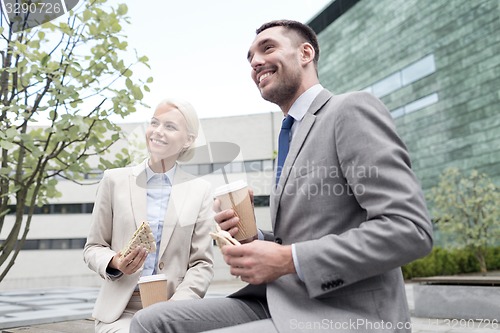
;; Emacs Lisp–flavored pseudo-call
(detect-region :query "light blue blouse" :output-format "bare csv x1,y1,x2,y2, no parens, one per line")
142,164,176,276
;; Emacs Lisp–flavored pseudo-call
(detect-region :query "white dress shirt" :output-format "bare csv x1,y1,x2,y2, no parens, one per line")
273,84,324,280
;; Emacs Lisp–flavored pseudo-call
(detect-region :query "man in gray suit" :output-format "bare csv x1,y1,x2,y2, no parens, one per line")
131,20,433,333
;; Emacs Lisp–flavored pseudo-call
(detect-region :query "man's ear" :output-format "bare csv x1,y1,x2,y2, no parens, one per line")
300,43,315,65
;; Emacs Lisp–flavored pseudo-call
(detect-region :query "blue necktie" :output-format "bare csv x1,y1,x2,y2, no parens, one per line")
276,115,294,185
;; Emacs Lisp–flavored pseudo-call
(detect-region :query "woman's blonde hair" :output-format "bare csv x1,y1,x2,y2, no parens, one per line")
155,98,199,162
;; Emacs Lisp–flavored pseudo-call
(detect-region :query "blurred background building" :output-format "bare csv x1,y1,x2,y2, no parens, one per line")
310,0,500,190
1,0,499,290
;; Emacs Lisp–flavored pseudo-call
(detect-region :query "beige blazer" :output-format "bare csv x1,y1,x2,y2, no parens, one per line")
83,160,214,323
234,90,433,332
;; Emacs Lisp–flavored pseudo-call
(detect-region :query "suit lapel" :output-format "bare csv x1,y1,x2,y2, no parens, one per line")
130,161,148,229
271,89,333,228
158,167,191,258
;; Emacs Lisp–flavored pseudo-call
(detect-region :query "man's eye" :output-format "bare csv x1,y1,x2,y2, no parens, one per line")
264,45,274,52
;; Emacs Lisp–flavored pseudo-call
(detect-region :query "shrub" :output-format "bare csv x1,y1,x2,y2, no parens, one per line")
402,246,500,279
429,168,500,273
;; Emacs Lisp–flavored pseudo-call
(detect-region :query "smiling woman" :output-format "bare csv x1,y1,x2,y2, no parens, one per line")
83,97,215,333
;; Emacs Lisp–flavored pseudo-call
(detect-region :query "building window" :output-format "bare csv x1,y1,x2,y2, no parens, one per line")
391,93,439,118
372,72,401,98
262,159,274,171
52,239,70,250
39,239,51,250
404,93,439,114
53,203,82,214
198,164,213,175
7,203,94,215
253,195,270,207
0,238,89,250
179,159,273,175
402,54,435,86
230,161,245,173
365,54,436,98
244,160,262,173
85,169,104,180
179,164,198,175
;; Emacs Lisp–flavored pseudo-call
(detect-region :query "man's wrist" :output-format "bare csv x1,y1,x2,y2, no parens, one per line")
291,244,304,280
282,245,297,275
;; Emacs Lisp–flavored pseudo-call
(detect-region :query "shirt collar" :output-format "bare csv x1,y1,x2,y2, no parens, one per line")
145,162,176,184
287,84,324,122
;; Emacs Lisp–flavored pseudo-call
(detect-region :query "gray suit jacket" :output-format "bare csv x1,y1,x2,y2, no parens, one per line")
84,161,214,323
237,90,433,332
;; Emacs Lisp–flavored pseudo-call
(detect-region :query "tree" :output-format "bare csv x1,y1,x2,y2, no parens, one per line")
0,0,151,282
430,168,500,274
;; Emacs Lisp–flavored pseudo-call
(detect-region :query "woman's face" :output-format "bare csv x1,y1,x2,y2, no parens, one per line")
146,104,193,163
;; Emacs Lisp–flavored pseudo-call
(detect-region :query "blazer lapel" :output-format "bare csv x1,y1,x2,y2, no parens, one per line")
158,167,192,257
271,90,333,228
130,160,148,229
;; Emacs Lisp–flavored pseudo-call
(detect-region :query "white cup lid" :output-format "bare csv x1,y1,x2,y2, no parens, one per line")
214,180,247,197
139,274,168,283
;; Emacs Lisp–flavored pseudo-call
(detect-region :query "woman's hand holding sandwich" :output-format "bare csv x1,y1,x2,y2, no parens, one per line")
109,246,148,275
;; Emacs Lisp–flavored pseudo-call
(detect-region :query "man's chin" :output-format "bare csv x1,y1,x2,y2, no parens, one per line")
260,93,281,106
259,88,275,104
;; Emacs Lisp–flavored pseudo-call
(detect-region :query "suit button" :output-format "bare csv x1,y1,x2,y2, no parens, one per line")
321,279,344,291
159,262,164,270
275,238,282,244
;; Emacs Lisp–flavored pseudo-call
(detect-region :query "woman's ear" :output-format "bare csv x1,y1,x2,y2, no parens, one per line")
183,134,195,149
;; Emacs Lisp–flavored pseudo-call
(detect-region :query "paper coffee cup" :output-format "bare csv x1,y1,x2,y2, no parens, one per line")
215,180,257,242
138,274,168,308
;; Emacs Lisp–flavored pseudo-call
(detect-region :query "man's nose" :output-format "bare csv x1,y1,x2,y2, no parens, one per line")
250,53,265,70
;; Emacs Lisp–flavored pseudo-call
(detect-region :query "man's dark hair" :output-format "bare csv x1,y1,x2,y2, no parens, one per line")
256,20,320,66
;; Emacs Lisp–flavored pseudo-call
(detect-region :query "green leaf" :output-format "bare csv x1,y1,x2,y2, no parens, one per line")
123,68,133,77
131,86,143,100
0,140,14,150
125,78,133,90
82,9,92,21
117,4,128,15
5,127,18,139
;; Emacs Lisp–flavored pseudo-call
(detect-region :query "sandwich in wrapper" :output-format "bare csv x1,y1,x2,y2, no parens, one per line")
120,221,156,258
210,224,241,249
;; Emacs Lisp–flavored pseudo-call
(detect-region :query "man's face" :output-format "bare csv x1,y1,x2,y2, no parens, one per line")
247,26,303,107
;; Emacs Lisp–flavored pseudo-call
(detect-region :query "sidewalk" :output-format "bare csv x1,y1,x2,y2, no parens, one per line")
1,281,499,332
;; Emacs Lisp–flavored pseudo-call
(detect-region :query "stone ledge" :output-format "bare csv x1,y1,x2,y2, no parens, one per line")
414,283,500,321
412,276,500,286
1,318,94,333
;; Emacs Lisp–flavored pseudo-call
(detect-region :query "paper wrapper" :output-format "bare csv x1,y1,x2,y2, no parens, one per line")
210,225,241,249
